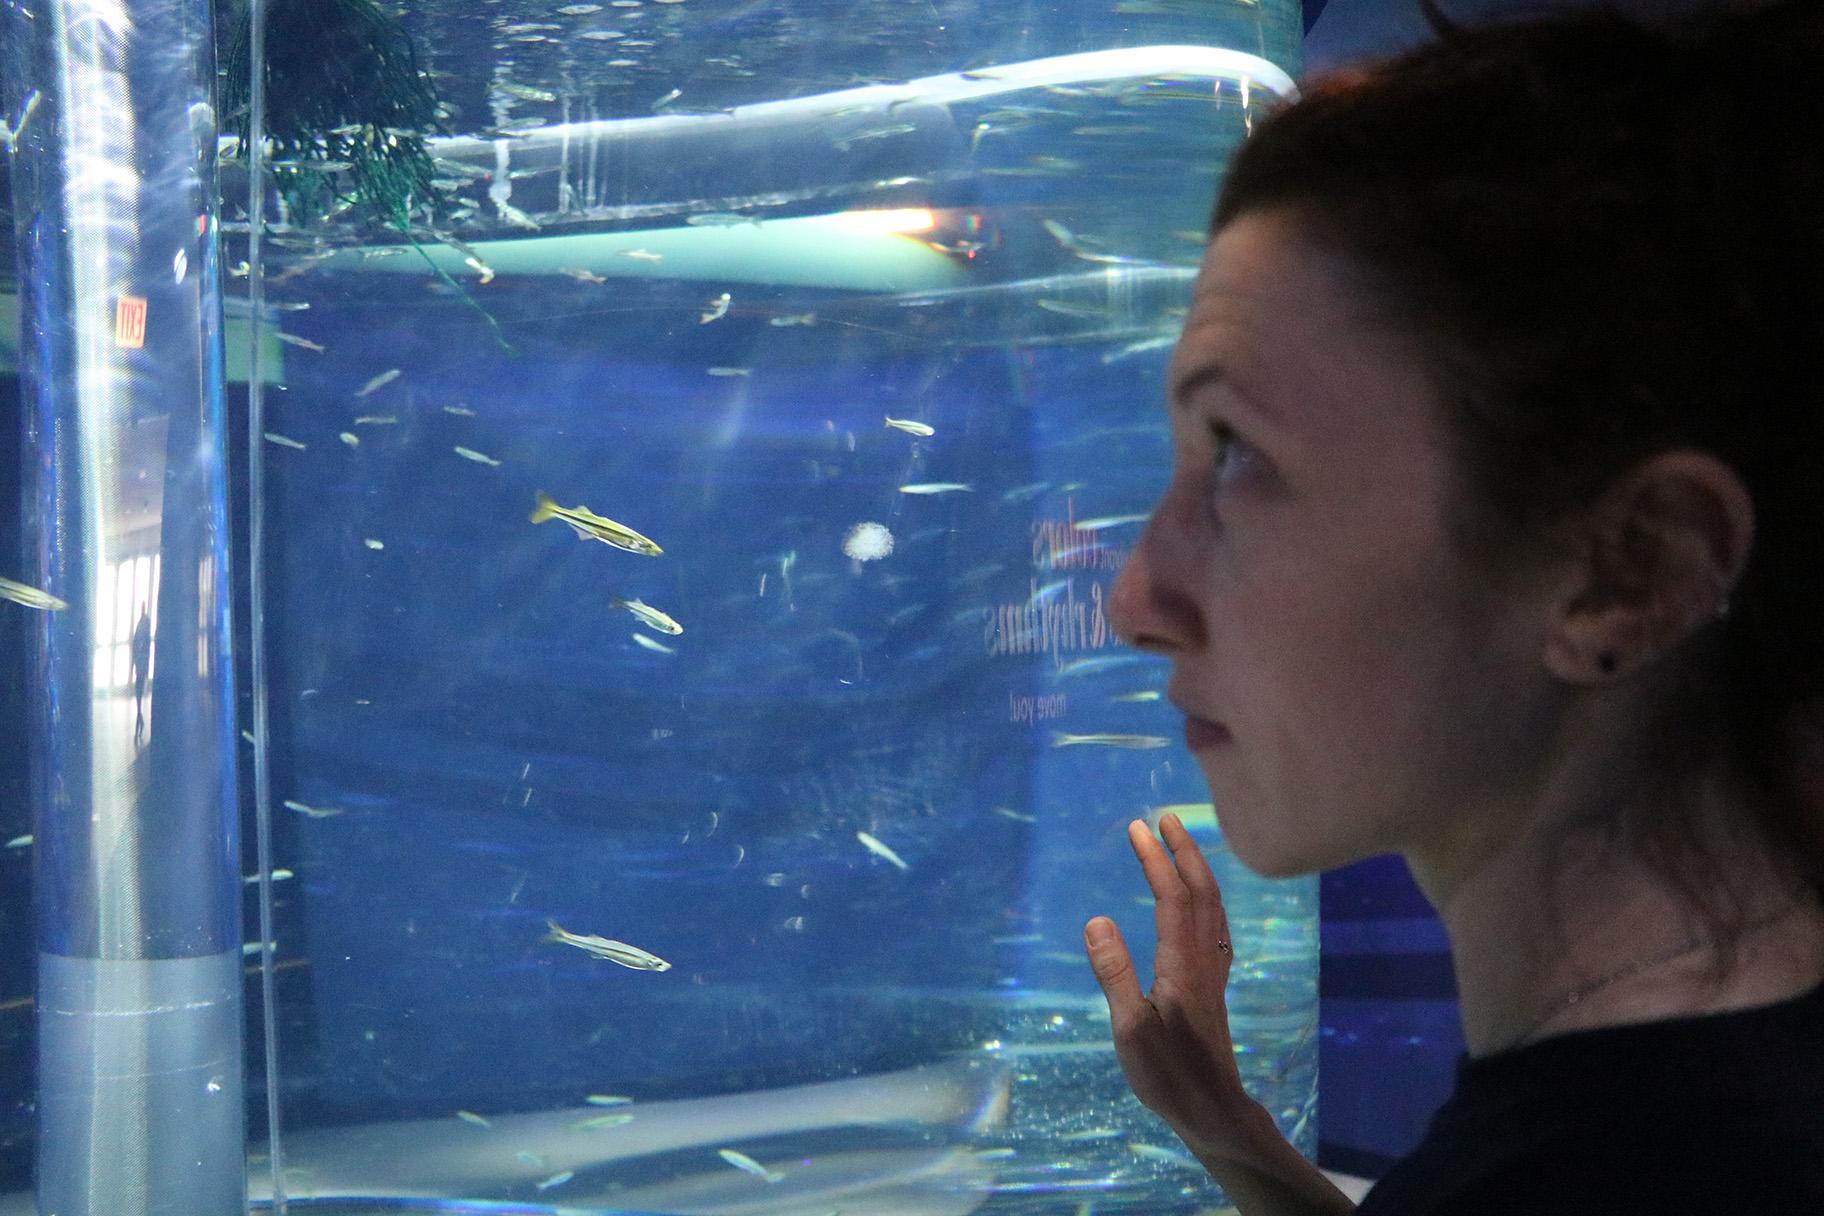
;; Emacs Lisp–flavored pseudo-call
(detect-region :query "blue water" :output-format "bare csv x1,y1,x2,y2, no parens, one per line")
0,0,1315,1211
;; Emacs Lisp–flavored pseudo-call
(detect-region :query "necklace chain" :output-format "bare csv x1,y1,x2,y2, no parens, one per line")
1505,892,1808,1052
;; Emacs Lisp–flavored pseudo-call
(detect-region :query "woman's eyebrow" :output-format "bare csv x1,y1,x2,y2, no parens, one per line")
1169,364,1226,413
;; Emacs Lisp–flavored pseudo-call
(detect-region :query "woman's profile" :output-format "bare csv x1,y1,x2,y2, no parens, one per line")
1084,1,1824,1212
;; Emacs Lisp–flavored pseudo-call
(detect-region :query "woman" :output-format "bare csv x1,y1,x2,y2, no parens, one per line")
1083,1,1824,1212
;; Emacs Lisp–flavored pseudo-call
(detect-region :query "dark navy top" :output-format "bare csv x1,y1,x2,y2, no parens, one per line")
1353,979,1824,1215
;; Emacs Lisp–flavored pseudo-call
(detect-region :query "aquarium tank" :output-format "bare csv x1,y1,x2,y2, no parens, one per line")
0,0,1314,1212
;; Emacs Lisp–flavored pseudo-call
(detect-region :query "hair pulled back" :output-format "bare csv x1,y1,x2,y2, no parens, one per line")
1213,0,1824,973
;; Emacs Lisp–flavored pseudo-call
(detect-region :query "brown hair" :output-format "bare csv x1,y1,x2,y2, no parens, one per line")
1212,0,1824,982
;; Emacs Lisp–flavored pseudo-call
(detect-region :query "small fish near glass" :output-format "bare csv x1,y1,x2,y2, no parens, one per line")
543,919,671,971
530,491,663,557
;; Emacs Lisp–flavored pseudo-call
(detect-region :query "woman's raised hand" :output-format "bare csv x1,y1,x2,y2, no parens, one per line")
1084,813,1252,1147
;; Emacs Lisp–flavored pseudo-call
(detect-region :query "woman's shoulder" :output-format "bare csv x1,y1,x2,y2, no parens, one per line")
1355,978,1824,1215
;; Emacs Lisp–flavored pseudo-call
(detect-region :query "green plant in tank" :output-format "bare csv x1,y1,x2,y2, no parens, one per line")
217,0,517,353
218,0,448,229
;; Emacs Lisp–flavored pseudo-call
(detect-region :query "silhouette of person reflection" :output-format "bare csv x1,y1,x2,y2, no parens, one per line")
130,603,150,749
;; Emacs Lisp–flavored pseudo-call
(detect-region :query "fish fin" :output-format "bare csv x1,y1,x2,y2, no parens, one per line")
529,491,557,524
609,597,626,609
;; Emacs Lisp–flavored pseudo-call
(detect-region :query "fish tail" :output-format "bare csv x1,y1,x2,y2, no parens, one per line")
543,918,565,941
529,491,558,524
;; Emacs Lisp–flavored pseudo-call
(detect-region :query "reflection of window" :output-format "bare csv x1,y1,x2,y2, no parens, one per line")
92,553,159,689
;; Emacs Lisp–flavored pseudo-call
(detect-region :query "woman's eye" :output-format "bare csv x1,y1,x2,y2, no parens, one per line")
1207,419,1248,491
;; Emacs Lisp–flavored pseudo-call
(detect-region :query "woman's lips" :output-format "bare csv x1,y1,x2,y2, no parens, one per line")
1184,716,1232,750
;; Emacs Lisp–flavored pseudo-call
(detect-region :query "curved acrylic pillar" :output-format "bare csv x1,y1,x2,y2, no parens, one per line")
1,0,242,1212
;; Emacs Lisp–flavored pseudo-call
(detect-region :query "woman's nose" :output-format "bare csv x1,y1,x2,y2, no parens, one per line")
1108,494,1204,655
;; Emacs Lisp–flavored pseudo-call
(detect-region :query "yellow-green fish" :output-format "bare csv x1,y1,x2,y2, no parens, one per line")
283,799,344,818
0,576,67,612
585,1094,633,1106
856,831,909,871
443,404,477,417
352,415,396,425
263,432,307,450
613,597,682,635
1110,690,1162,702
339,432,359,447
535,1170,574,1190
884,416,935,437
454,446,501,467
456,1110,492,1128
1050,732,1171,749
898,482,972,495
717,1148,785,1183
543,918,671,971
631,633,676,654
530,491,662,556
355,368,401,397
572,1113,634,1129
275,332,325,352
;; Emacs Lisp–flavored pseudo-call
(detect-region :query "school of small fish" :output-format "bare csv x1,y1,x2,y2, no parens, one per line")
140,75,1239,1164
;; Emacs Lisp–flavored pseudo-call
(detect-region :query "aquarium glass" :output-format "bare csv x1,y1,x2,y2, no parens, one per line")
1,1,1316,1213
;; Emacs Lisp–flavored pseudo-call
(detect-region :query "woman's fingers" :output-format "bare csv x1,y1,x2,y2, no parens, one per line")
1158,813,1232,966
1084,915,1143,1018
1128,819,1192,977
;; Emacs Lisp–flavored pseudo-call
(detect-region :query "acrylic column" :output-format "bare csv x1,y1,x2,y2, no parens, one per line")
2,1,244,1213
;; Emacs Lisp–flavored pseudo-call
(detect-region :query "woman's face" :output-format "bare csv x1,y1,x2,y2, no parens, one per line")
1109,207,1554,879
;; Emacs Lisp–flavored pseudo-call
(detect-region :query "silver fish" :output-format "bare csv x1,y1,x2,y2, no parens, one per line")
355,368,401,397
1073,513,1150,531
884,416,935,437
543,919,671,971
856,831,909,871
1050,732,1171,749
613,597,682,635
898,482,972,495
495,81,558,103
717,1148,785,1183
283,799,345,818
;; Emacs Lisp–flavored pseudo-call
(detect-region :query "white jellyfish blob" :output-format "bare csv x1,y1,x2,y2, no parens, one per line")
842,521,895,562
